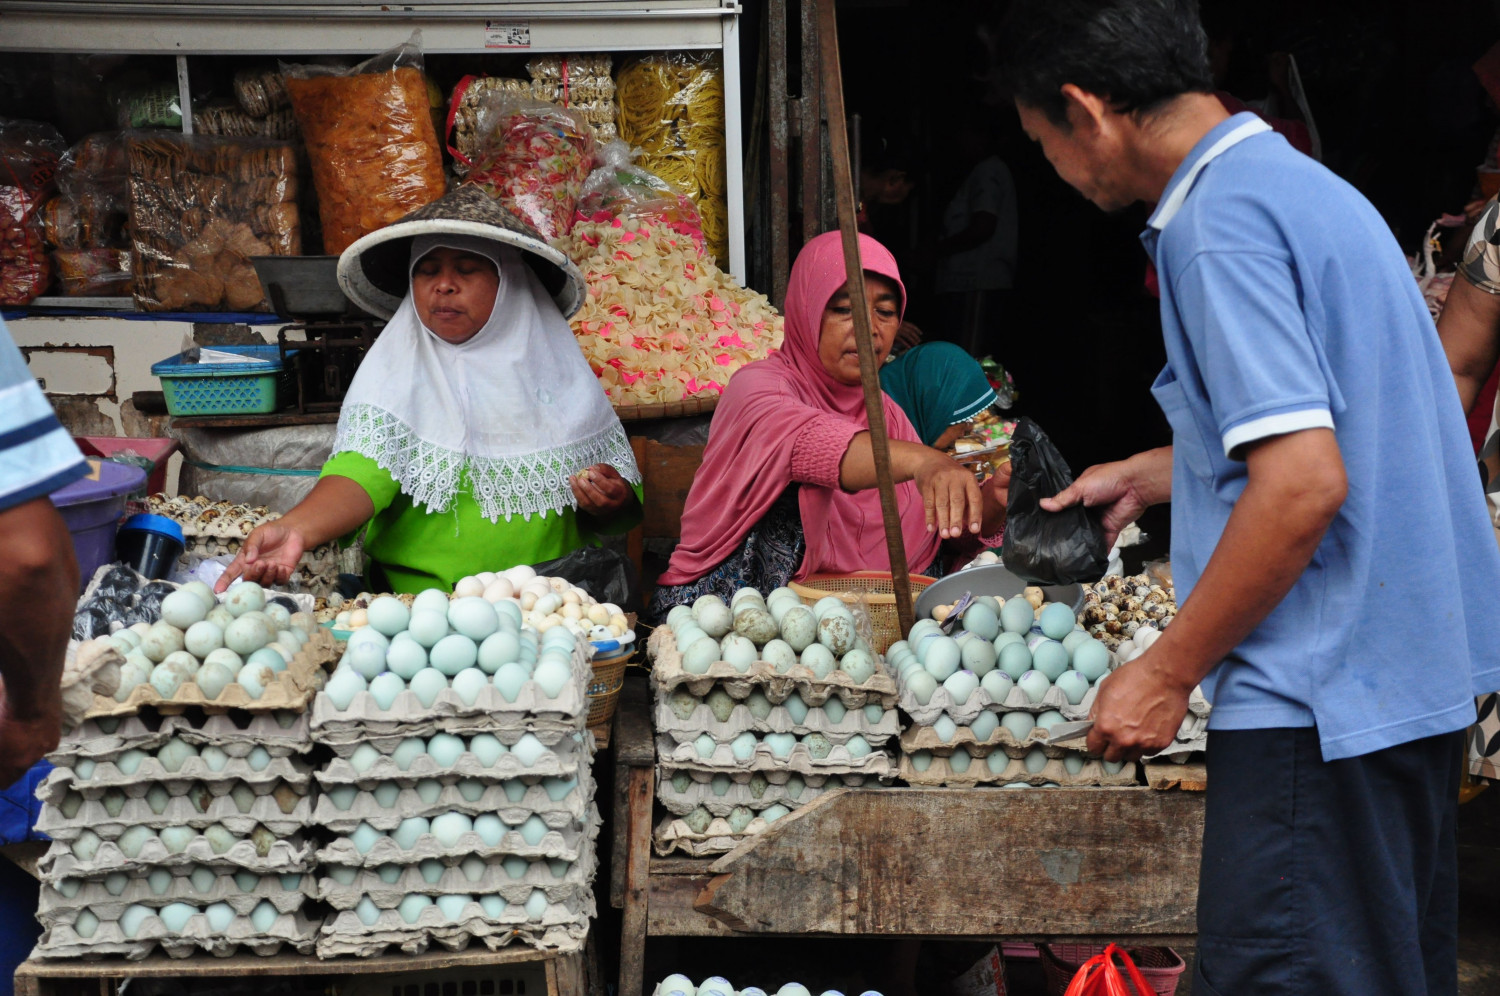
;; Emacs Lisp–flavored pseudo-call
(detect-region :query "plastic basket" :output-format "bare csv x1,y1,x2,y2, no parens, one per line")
1040,944,1185,996
150,345,297,416
586,648,632,732
788,571,936,655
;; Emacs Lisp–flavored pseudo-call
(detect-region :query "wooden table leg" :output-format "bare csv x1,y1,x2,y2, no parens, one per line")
546,951,587,996
617,764,655,996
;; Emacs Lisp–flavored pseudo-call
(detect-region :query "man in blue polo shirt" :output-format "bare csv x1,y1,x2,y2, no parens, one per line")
0,316,84,789
1000,2,1500,994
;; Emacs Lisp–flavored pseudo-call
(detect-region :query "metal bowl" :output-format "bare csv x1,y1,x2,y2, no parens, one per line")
913,563,1085,620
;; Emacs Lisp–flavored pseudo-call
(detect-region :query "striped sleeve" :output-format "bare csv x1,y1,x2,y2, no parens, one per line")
0,323,86,511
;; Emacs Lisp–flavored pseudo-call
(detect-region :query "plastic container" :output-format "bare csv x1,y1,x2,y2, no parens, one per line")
48,461,148,591
115,513,185,579
150,345,297,417
73,436,179,495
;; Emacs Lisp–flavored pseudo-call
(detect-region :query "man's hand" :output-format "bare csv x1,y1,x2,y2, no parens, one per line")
1086,649,1193,762
216,522,308,592
1041,447,1173,547
571,464,633,518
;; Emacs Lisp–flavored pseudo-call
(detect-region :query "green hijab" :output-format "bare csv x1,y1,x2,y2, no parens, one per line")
879,342,998,446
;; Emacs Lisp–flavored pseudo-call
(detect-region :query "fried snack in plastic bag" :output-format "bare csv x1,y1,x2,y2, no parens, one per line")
283,33,445,254
557,215,782,407
459,93,595,241
49,132,131,251
0,119,66,304
53,248,132,296
126,132,299,311
575,139,704,239
616,52,729,264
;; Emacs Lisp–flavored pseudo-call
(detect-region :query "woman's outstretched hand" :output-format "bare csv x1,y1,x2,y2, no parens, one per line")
912,449,984,539
215,521,307,592
571,464,634,517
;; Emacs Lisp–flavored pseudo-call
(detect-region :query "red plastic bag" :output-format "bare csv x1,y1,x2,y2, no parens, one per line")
1063,943,1158,996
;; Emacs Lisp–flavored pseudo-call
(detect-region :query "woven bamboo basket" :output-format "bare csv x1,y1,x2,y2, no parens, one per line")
586,645,632,734
788,571,936,655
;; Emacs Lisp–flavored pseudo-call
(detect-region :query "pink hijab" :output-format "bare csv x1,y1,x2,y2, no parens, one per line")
658,231,942,585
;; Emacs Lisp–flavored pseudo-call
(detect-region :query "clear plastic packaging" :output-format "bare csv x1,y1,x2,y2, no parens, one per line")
0,118,66,304
574,139,703,238
52,248,132,296
616,53,728,263
460,94,595,242
125,131,300,311
283,33,446,255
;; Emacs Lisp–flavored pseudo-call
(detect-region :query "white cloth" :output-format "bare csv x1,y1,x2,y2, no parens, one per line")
333,234,639,522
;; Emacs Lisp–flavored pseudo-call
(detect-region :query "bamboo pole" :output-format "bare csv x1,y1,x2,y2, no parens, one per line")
815,0,915,636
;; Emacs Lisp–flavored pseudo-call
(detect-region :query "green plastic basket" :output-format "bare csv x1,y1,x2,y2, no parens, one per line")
151,345,297,417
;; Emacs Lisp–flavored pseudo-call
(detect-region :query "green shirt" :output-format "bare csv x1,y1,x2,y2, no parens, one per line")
322,451,642,594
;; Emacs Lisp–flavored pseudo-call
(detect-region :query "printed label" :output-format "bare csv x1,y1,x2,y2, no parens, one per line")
484,19,531,49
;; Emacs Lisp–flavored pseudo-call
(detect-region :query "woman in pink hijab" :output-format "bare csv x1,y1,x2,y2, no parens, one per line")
650,232,1008,617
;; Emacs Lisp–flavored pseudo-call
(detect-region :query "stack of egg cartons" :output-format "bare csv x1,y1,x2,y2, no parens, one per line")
33,577,330,959
648,588,899,857
310,588,598,957
890,588,1135,788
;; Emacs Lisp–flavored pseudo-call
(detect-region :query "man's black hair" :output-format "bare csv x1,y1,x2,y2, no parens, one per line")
999,0,1215,126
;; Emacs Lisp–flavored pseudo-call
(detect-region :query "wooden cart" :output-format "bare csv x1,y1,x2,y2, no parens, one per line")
609,678,1206,996
15,946,589,996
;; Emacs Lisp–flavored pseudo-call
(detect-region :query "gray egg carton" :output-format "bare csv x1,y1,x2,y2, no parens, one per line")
310,644,591,746
896,667,1105,727
49,752,314,795
39,830,314,881
172,710,313,753
315,735,587,788
37,872,316,926
51,712,312,764
35,780,311,841
51,715,180,760
655,695,900,745
655,733,895,780
318,843,596,910
649,628,897,708
314,900,590,959
655,768,835,817
312,769,593,835
651,811,792,858
315,804,598,868
898,751,1139,788
32,906,319,960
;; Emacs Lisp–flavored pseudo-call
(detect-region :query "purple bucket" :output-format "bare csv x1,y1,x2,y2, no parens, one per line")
48,461,148,592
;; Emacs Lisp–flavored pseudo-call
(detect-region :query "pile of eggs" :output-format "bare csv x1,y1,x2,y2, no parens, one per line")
60,891,300,942
331,566,630,645
665,588,877,681
107,581,318,703
665,686,886,727
1082,574,1176,652
321,590,580,713
656,977,881,996
888,593,1111,712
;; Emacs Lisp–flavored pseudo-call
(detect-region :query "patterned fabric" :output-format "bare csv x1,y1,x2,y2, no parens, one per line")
0,317,86,512
648,485,949,621
1474,693,1500,782
1460,196,1500,295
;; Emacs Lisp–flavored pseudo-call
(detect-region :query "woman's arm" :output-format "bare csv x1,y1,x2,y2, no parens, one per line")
215,475,374,591
839,434,986,539
1437,274,1500,414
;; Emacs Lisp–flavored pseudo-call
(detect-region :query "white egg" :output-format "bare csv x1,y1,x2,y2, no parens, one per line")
455,575,485,598
367,672,406,710
474,813,505,846
432,811,474,847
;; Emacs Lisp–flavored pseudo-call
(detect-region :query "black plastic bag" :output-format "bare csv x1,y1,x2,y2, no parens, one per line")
1003,417,1110,585
531,546,641,616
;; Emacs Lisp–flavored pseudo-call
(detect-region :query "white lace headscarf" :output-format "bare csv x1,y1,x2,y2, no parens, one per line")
333,234,639,522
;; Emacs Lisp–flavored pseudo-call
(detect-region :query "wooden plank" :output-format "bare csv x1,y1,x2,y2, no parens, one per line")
650,857,717,876
767,0,790,308
626,436,647,577
613,675,655,769
695,787,1203,938
638,440,704,541
1145,762,1207,792
545,951,588,996
14,946,571,982
617,763,656,996
168,411,338,429
647,870,739,937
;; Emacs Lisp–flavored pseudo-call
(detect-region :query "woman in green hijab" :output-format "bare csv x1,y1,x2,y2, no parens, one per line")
880,341,999,449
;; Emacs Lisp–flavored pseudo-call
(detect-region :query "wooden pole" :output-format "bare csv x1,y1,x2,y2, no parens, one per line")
815,0,915,636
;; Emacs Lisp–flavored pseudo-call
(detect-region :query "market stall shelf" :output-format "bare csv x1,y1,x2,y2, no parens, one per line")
609,677,1205,996
13,947,588,996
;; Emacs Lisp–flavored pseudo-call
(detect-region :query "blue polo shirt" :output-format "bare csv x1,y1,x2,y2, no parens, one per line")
0,317,86,511
1144,112,1500,761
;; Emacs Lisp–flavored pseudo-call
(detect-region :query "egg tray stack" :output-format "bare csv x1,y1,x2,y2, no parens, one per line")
647,598,899,858
31,709,319,960
891,597,1136,788
307,594,599,958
